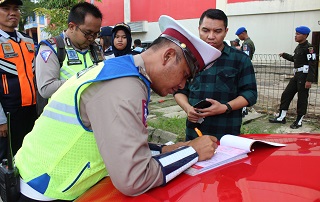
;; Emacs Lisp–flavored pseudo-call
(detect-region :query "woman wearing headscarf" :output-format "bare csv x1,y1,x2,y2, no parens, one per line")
105,22,138,60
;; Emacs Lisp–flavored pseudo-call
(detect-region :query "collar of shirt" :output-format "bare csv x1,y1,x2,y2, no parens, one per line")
204,42,231,71
133,54,152,83
0,29,19,41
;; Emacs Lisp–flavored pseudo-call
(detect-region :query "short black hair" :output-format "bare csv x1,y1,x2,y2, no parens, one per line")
199,9,228,28
134,39,141,46
68,2,102,25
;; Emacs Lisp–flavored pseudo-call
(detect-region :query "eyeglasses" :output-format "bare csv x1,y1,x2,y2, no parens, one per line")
160,34,199,80
76,26,100,40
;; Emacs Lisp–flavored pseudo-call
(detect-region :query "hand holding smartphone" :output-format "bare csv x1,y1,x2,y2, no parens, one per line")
193,100,212,109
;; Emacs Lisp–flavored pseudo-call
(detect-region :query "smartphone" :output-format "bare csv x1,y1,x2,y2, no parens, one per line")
193,100,212,109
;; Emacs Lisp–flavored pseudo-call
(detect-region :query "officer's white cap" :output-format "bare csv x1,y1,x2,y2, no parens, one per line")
158,15,221,74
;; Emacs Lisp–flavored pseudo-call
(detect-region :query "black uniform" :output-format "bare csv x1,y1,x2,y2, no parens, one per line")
279,40,317,115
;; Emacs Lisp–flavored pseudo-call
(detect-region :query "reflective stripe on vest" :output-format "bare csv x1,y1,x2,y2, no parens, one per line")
42,100,79,125
16,55,151,200
0,31,36,107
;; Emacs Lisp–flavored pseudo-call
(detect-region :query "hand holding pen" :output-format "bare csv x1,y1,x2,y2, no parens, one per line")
187,128,218,161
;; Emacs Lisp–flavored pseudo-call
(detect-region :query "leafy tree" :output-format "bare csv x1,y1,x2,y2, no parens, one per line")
34,0,100,37
33,0,85,36
19,0,40,31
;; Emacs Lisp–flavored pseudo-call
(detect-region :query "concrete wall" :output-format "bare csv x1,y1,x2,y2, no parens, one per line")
131,0,320,54
227,10,320,54
224,0,320,54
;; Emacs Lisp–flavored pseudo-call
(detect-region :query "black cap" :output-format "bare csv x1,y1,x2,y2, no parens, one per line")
0,0,23,6
100,26,113,37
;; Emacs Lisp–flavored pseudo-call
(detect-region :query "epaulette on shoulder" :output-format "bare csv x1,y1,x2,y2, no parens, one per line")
45,37,57,45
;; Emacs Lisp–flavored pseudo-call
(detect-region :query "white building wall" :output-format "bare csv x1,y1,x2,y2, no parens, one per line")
227,10,320,54
132,0,320,54
224,0,320,54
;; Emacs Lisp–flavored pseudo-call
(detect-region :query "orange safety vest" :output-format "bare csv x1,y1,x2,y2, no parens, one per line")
0,31,36,109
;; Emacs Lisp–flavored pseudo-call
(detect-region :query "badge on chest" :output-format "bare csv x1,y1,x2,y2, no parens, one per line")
1,43,18,58
66,49,82,65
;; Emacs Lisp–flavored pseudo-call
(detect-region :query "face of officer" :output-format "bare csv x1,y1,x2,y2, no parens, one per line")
0,3,21,32
295,32,307,44
148,45,191,96
198,16,228,51
113,30,127,51
68,13,102,50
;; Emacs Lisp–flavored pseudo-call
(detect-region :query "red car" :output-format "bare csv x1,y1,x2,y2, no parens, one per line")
76,133,320,202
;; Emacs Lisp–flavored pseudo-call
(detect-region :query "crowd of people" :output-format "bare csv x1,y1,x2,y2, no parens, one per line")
0,0,316,201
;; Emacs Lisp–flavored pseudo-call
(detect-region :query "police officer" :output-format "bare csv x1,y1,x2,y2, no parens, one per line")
15,15,221,201
99,26,113,57
269,26,317,129
35,2,104,114
235,27,255,60
0,0,37,161
235,27,256,117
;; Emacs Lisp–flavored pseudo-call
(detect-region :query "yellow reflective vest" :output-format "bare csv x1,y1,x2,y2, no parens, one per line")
15,55,151,200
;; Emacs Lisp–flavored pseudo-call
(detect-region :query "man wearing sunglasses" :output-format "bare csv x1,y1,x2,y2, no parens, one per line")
174,9,257,141
35,2,104,115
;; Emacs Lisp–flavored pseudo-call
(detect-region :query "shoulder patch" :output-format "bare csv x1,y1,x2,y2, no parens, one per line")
46,38,57,45
308,47,314,54
40,50,52,63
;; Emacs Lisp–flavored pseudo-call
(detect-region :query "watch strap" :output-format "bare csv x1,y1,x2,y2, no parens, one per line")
225,103,232,114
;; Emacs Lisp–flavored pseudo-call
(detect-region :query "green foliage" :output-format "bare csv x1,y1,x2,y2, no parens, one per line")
34,7,69,37
34,0,101,37
19,0,40,31
39,0,82,10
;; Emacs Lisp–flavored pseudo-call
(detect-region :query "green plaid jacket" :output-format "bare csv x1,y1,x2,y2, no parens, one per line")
175,43,257,140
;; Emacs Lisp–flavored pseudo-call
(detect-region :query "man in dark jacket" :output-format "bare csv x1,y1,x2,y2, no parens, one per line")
269,26,317,129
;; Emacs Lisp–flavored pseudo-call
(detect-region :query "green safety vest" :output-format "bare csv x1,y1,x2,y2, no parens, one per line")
15,55,151,200
60,46,94,80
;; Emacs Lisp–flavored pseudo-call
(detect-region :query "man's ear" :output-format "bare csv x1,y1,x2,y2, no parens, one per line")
68,22,76,31
162,48,176,65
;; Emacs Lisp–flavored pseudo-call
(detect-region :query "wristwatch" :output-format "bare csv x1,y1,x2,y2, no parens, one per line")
225,103,232,114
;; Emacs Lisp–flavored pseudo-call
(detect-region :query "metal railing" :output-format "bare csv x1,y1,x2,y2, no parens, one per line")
252,54,319,123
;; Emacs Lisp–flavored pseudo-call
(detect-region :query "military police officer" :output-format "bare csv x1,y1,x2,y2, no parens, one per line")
269,26,317,129
235,27,255,60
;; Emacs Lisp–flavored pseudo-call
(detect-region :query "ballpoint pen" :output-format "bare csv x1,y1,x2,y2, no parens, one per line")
194,127,203,137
